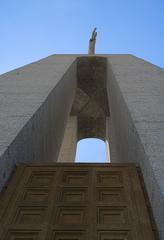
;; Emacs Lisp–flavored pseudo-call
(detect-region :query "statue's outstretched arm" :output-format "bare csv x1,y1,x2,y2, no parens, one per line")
88,27,97,54
91,28,97,40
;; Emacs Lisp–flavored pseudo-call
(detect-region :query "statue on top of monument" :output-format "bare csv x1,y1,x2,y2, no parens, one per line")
88,27,97,55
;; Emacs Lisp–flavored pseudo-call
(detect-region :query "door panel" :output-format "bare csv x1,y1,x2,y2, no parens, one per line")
0,164,155,239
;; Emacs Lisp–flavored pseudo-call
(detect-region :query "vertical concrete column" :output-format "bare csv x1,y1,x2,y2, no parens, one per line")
0,55,77,191
106,117,117,162
57,116,77,162
105,140,110,162
106,55,164,239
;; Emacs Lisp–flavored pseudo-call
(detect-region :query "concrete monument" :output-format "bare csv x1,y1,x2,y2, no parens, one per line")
0,52,164,238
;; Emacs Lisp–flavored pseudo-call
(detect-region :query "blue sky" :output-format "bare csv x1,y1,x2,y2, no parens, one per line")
75,139,107,163
1,0,164,74
0,0,164,162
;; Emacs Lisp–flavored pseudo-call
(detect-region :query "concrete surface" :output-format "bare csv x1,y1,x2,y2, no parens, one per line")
0,54,164,238
72,57,109,140
107,55,164,239
57,116,77,162
0,55,76,191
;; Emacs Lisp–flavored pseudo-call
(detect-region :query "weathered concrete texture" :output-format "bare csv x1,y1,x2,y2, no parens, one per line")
72,57,109,140
0,53,164,239
107,55,164,239
0,55,76,191
57,116,77,162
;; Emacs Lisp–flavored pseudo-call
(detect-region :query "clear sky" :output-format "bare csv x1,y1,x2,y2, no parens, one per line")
75,139,107,163
0,0,164,162
1,0,164,74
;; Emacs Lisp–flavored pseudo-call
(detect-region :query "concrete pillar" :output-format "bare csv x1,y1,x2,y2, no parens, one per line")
0,55,77,191
57,116,77,162
106,117,117,162
107,55,164,239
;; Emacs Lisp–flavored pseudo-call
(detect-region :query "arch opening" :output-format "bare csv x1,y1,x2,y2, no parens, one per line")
75,138,110,163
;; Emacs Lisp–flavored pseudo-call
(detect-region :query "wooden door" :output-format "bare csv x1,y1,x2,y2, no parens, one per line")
0,163,155,239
